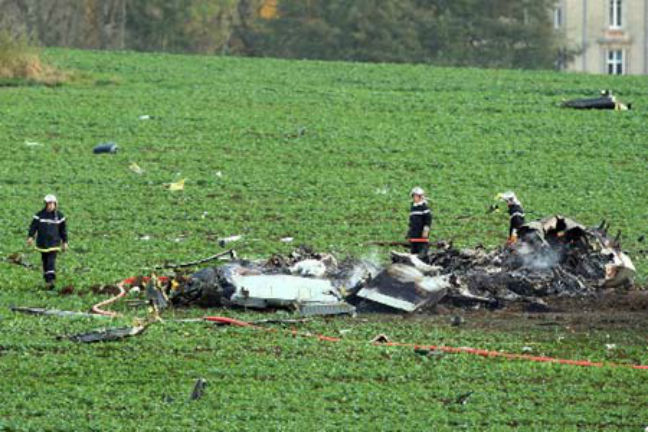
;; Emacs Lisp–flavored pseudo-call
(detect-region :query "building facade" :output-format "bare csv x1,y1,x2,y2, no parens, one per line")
555,0,648,74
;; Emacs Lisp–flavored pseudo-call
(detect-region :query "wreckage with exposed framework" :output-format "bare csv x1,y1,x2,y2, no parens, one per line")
139,215,635,315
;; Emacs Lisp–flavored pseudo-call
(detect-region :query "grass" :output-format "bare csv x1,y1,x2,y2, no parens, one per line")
0,49,647,430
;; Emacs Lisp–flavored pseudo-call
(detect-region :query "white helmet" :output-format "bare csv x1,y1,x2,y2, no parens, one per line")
496,191,519,205
410,186,425,197
44,194,57,203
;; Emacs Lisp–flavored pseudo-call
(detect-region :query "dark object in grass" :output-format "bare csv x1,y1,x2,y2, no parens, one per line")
11,306,106,318
211,318,310,326
190,378,207,401
414,348,445,358
525,300,552,313
59,285,75,296
450,315,464,326
455,391,474,405
146,278,168,312
561,90,631,110
3,253,35,269
154,249,236,270
370,333,390,344
65,325,147,343
93,142,118,154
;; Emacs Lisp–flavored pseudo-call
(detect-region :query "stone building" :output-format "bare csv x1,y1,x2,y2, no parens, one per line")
555,0,648,74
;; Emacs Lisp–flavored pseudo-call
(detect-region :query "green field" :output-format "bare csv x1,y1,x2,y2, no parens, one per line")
1,50,648,431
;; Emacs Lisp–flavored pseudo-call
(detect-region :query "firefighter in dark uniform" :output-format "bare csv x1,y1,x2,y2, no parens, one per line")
497,191,525,244
27,194,68,288
407,187,432,257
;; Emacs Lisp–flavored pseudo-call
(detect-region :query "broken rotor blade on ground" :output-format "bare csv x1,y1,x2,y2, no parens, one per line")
64,325,148,343
11,306,108,319
153,249,236,269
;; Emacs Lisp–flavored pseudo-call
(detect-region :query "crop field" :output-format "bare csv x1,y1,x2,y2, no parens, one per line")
1,49,647,430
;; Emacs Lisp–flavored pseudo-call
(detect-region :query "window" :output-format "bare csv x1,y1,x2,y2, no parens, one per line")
607,50,624,74
609,0,622,28
553,7,563,29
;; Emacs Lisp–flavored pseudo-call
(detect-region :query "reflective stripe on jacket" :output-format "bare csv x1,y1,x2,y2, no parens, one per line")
28,209,67,250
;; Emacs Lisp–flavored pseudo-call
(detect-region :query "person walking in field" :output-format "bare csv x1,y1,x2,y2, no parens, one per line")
27,194,68,289
496,191,525,244
407,187,432,257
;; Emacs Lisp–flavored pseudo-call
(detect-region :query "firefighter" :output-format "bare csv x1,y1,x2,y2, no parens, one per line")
407,186,432,257
27,194,68,288
496,191,525,243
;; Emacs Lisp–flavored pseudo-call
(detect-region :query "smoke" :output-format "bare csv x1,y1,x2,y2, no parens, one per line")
516,243,561,271
361,247,383,269
344,248,383,291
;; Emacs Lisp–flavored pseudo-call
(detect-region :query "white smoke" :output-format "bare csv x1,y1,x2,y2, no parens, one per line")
516,243,560,271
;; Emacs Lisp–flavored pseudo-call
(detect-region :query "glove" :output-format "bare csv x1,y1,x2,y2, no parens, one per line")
422,226,430,238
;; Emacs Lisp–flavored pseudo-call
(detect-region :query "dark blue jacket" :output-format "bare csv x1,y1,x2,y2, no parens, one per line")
28,208,67,251
407,201,432,239
508,203,525,236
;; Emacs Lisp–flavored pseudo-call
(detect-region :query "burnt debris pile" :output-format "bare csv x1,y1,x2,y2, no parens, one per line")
427,216,634,309
131,216,635,316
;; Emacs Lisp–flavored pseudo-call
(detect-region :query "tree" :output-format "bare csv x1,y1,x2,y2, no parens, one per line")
245,0,563,69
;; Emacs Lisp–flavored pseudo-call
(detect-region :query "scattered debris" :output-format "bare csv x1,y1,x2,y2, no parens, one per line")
3,253,34,269
131,248,356,317
280,237,294,243
455,391,474,405
90,284,122,296
164,178,186,191
375,186,388,195
355,265,450,312
24,140,43,147
217,235,242,247
290,259,327,277
189,378,207,401
297,302,356,317
154,250,236,270
138,114,152,120
59,285,75,296
129,162,144,175
450,315,464,326
93,142,118,154
414,348,445,358
423,215,636,308
11,306,107,319
110,214,637,317
146,276,169,313
370,333,390,344
562,90,631,110
64,325,147,343
211,317,310,326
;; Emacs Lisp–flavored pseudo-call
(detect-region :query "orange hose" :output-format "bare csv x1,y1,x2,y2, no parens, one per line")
205,315,648,371
91,282,126,317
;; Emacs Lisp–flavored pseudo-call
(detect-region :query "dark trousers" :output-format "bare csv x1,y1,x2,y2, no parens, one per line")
41,252,57,283
410,241,429,257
